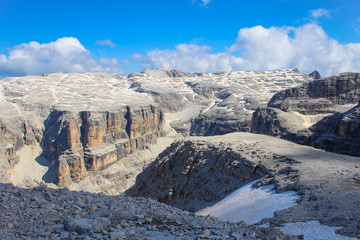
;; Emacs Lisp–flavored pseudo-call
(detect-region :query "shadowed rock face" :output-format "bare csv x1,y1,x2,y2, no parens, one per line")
126,140,274,212
41,106,164,186
309,104,360,156
309,70,321,80
251,107,312,145
268,72,360,114
251,72,360,156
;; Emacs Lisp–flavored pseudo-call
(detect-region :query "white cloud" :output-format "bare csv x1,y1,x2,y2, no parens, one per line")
140,24,360,76
310,8,330,19
192,0,211,6
141,44,240,73
99,57,122,73
0,37,122,77
123,59,130,65
132,53,143,61
95,39,117,48
202,0,211,5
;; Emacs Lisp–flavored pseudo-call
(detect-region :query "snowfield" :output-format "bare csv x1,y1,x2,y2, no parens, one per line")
280,221,356,240
197,180,299,224
197,179,357,239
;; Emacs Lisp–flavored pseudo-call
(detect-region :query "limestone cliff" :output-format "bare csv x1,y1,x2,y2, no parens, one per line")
267,72,360,114
41,106,164,186
251,72,360,156
310,103,360,156
0,110,42,183
251,107,312,145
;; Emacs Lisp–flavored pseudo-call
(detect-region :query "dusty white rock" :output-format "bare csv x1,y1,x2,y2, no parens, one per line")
0,69,310,190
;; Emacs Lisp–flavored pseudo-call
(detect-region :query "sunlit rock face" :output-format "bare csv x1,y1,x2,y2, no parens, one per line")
41,107,164,186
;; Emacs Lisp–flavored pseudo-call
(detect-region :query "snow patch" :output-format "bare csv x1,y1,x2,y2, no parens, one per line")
197,180,299,224
279,221,356,240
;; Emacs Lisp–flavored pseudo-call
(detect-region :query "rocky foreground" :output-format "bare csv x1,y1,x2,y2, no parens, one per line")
0,183,298,240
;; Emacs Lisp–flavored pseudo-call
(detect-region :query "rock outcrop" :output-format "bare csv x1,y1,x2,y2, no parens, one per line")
251,72,360,156
41,106,164,186
309,103,360,156
0,107,42,184
251,107,313,145
127,140,271,212
267,72,360,114
309,70,321,80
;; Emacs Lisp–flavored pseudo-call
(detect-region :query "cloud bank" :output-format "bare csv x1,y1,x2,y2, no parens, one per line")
0,37,121,77
140,24,360,76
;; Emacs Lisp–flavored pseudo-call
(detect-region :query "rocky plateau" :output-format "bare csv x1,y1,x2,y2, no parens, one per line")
1,68,359,239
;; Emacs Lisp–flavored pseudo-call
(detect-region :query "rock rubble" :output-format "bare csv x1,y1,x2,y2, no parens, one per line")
0,183,297,239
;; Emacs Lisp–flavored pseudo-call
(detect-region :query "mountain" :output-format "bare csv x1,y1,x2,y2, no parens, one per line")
0,69,310,188
1,69,359,239
251,72,360,156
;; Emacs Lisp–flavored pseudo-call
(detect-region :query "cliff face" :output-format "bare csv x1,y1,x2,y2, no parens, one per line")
251,107,312,145
268,72,360,114
251,72,360,156
41,106,164,186
0,113,42,183
309,104,360,156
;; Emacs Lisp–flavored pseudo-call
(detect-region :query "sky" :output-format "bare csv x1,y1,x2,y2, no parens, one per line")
0,0,359,77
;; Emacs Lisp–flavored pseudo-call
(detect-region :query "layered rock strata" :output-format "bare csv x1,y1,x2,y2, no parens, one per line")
309,103,360,156
251,72,360,156
267,72,360,114
41,106,164,186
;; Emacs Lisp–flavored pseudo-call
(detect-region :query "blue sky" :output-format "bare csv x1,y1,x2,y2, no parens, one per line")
0,0,359,77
